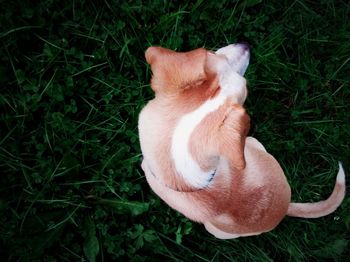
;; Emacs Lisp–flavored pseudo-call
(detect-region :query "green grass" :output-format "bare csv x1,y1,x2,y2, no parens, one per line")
0,0,349,261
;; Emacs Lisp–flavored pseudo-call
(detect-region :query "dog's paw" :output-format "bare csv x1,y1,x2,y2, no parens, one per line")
218,104,250,170
223,104,250,133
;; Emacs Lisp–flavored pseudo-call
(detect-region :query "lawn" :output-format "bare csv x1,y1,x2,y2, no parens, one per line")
0,0,349,261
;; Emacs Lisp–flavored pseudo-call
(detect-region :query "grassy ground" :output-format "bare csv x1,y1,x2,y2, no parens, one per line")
0,0,349,261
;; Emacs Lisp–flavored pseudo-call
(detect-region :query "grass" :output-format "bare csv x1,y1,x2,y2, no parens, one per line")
0,0,349,261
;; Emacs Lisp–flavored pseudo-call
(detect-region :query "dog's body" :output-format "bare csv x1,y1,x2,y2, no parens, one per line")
138,44,346,239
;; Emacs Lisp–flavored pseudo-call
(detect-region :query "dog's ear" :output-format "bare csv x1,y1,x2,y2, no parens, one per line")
145,47,208,94
145,46,156,65
145,46,173,65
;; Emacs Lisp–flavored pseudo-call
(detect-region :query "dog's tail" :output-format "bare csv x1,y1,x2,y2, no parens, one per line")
287,162,346,218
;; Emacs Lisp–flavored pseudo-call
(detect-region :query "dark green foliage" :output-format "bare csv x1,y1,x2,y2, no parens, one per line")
0,0,349,261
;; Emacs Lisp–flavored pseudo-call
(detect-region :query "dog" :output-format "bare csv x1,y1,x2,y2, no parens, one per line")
138,43,346,239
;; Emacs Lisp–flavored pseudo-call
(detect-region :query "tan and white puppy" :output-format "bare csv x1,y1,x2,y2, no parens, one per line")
138,43,346,239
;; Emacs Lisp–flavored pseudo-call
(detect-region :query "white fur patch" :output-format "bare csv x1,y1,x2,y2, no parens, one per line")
171,93,227,188
204,221,264,239
171,54,246,188
216,44,250,76
336,162,345,184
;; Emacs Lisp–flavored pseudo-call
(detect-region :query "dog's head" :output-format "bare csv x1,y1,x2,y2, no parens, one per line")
145,43,250,104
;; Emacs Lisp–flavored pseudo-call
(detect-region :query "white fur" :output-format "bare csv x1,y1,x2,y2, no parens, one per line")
171,45,249,188
217,63,247,105
337,162,345,184
216,44,250,76
171,92,226,188
204,222,264,239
